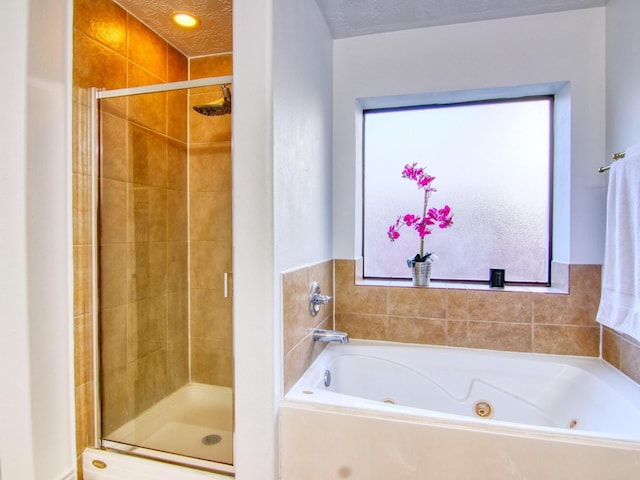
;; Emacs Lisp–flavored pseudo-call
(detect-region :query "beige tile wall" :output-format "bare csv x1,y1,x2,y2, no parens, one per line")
188,54,233,387
282,260,334,393
602,327,640,384
334,259,602,356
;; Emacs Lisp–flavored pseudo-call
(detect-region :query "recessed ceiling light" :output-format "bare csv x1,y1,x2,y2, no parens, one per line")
171,11,200,29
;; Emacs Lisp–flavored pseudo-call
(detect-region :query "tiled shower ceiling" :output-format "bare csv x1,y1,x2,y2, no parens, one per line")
114,0,232,57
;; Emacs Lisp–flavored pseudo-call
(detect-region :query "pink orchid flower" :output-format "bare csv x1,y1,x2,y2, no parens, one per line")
387,163,454,260
403,214,419,226
416,220,432,238
387,225,400,241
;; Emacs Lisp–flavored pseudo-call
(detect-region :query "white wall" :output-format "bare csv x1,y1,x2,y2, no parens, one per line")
0,0,75,479
332,8,607,265
232,0,277,477
274,0,333,274
606,0,640,153
233,0,333,478
0,1,34,477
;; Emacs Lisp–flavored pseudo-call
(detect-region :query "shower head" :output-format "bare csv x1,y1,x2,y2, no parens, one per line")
193,84,232,116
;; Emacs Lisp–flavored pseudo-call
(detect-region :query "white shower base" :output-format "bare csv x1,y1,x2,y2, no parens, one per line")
93,383,233,476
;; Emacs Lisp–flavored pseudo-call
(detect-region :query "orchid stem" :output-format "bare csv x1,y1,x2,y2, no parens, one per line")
420,189,430,259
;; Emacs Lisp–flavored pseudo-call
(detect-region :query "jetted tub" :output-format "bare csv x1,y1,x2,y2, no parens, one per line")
281,340,640,479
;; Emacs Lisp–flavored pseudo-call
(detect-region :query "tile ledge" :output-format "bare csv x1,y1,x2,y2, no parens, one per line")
355,278,568,294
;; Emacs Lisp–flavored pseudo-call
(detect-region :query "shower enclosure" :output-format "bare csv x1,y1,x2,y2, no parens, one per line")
93,76,233,472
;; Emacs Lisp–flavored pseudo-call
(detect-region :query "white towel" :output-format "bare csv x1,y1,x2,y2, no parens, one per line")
596,143,640,341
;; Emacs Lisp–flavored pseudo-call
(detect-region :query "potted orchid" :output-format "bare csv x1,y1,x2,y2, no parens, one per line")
387,163,454,285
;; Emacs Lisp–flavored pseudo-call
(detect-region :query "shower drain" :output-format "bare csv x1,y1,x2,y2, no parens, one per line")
202,434,223,446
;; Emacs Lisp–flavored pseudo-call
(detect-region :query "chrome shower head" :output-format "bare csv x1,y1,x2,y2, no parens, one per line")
193,84,231,116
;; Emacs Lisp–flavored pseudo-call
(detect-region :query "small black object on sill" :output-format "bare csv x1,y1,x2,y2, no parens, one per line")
490,269,505,288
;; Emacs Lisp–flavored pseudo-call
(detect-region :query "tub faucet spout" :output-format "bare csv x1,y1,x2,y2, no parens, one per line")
312,328,349,344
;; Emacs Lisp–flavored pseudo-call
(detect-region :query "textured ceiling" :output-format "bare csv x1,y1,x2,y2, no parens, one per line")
113,0,608,58
114,0,232,57
315,0,609,38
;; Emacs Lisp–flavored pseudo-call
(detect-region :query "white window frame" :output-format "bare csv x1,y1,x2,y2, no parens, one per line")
356,82,572,290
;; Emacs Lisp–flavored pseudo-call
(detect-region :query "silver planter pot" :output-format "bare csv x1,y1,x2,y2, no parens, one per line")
409,260,432,286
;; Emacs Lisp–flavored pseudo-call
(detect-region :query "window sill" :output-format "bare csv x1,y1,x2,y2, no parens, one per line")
355,278,568,295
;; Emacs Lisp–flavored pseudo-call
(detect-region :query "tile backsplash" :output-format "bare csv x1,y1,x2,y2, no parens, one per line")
283,259,640,392
334,259,601,356
282,260,333,393
602,327,640,385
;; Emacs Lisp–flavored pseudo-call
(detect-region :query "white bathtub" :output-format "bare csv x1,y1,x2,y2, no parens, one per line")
281,340,640,479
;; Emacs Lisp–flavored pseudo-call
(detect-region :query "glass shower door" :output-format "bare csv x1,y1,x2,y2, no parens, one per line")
96,79,233,468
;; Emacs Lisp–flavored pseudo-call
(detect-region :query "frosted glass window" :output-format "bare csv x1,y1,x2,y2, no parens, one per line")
363,97,552,284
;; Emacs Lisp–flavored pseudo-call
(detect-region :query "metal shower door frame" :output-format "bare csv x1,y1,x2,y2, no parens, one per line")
89,75,234,475
96,75,233,99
